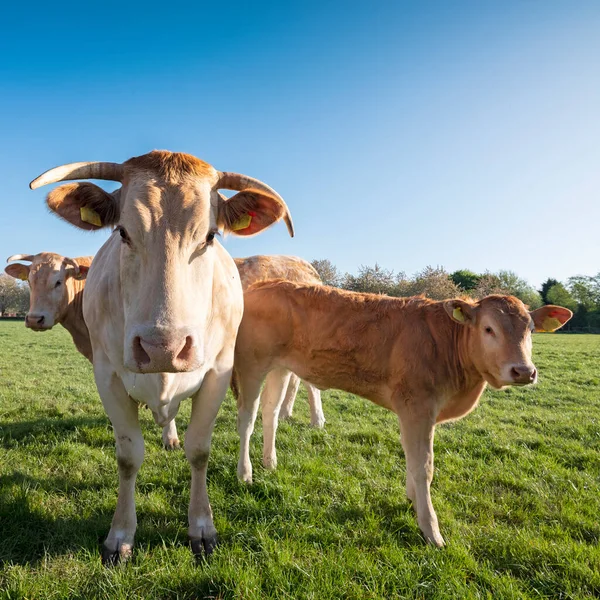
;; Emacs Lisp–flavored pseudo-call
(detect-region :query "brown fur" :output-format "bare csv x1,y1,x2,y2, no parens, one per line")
124,150,214,183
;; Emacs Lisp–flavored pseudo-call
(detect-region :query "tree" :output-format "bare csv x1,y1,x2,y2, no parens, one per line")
342,264,401,296
0,274,29,316
407,266,461,300
546,283,578,312
450,269,481,292
311,259,341,287
539,278,559,304
567,274,600,310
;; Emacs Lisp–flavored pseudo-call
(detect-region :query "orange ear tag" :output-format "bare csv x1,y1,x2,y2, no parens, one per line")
231,214,252,231
541,316,562,332
80,206,102,227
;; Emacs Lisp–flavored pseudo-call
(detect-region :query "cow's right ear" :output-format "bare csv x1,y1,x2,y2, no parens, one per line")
46,183,120,231
444,299,477,325
5,263,30,281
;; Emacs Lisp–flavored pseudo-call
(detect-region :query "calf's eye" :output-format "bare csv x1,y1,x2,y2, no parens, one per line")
55,280,62,288
485,326,494,335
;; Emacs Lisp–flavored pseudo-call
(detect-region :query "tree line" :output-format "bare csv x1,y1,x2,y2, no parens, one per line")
311,260,600,332
0,275,29,317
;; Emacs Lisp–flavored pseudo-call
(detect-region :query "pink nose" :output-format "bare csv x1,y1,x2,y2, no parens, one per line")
25,314,46,328
511,365,537,384
129,328,200,373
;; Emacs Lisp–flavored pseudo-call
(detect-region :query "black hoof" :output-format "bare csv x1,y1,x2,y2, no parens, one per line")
101,543,132,566
190,535,218,561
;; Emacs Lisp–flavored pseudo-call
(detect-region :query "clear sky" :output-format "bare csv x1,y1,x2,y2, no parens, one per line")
1,1,599,287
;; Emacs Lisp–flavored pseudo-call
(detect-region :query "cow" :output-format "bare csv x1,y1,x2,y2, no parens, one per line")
232,281,573,547
235,254,325,428
30,150,294,563
5,253,93,360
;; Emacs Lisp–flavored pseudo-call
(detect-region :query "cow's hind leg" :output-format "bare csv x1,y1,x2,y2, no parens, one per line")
186,368,230,559
95,370,145,565
262,368,293,470
279,374,301,420
398,407,445,547
236,371,263,484
162,419,180,450
305,382,325,428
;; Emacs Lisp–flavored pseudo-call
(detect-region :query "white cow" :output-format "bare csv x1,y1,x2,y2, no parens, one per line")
30,150,293,563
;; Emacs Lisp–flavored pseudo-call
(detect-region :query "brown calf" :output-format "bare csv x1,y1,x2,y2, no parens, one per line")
233,281,572,546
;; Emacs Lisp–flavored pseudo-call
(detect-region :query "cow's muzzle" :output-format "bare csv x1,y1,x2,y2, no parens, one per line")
125,327,201,373
25,314,52,331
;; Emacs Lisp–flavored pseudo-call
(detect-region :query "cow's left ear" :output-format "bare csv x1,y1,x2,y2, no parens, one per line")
5,263,30,281
530,305,573,332
444,299,478,326
70,264,90,281
218,190,289,237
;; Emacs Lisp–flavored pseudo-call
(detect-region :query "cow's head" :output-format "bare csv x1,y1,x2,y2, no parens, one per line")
4,253,90,330
30,151,294,373
444,295,572,388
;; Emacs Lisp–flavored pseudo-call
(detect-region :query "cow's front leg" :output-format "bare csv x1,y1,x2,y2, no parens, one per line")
279,374,301,420
185,368,229,559
162,419,180,450
398,408,444,547
96,371,144,565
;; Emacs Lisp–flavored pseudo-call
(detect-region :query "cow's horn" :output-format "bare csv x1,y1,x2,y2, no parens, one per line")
30,162,124,190
62,257,80,275
7,254,35,263
217,172,294,238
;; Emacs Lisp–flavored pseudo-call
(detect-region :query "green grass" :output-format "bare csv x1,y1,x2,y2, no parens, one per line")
0,322,599,599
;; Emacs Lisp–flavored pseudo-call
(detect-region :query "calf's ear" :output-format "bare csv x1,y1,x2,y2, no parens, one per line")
46,183,120,231
218,190,289,237
530,305,573,332
444,299,477,325
5,263,30,281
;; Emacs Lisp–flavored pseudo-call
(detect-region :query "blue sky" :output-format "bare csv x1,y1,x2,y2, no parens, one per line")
1,1,599,287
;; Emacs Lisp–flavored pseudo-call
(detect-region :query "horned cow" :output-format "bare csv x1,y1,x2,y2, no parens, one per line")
233,281,572,546
30,150,294,563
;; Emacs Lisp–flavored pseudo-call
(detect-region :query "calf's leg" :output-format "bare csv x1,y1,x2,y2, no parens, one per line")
261,368,293,469
305,382,325,428
398,408,445,547
236,371,264,483
279,374,301,420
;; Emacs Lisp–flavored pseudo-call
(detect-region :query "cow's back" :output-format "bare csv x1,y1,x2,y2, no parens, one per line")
235,255,320,289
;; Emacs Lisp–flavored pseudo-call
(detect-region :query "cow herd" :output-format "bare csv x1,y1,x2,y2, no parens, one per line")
5,150,573,564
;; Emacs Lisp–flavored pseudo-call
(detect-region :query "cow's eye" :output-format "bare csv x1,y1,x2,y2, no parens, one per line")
117,226,131,244
55,280,62,288
485,326,494,335
206,231,217,245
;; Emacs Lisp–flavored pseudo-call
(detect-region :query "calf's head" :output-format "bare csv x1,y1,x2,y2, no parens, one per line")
444,295,572,388
30,151,294,373
5,253,89,330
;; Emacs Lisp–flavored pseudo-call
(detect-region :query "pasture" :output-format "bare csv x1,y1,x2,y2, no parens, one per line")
0,322,599,599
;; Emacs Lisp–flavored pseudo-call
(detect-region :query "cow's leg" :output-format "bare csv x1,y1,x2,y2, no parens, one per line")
278,374,301,420
186,368,229,559
236,372,263,484
398,410,444,547
262,368,293,470
162,419,180,450
306,382,325,428
95,372,144,565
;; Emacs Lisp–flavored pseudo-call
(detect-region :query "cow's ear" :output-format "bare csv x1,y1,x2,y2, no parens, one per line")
46,183,120,231
444,299,477,325
5,263,30,281
70,264,90,281
530,305,573,332
218,190,288,237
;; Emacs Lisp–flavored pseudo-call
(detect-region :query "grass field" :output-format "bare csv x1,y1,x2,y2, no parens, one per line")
0,322,599,599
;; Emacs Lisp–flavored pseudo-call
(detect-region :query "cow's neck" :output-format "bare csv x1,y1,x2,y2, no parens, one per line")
61,281,93,362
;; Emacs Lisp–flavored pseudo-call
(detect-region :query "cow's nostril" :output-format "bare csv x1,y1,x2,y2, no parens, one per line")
511,367,521,380
37,316,45,325
176,336,194,362
133,336,151,366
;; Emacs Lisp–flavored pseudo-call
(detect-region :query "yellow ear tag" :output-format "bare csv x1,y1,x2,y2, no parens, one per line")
453,306,465,322
80,206,102,227
541,316,562,332
231,214,252,231
18,272,28,281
